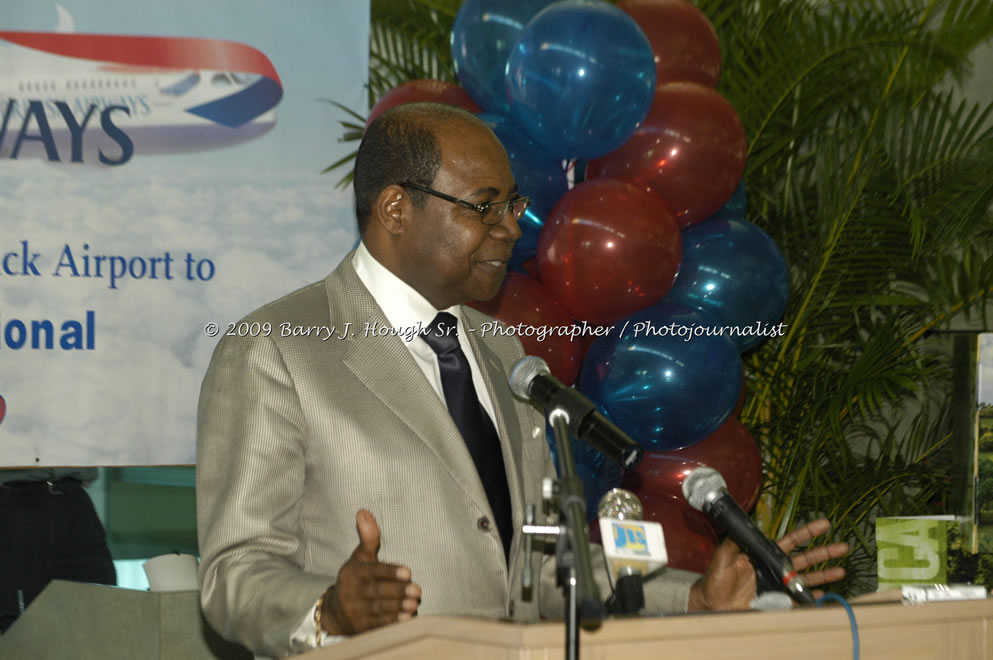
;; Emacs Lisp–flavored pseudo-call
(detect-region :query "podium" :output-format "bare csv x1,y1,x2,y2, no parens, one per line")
2,582,989,659
300,599,993,659
0,580,251,660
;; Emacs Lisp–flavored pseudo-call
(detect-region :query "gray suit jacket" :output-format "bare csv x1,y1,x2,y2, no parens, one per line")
196,254,699,657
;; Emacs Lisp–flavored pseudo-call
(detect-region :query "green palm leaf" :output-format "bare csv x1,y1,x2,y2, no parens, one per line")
323,0,460,184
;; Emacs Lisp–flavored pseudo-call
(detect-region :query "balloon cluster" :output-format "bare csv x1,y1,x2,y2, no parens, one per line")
372,0,792,571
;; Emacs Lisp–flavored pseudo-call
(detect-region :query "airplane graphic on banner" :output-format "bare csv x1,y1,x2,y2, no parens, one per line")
0,8,282,166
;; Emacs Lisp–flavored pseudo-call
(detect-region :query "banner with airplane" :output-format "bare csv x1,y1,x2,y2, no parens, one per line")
0,1,369,465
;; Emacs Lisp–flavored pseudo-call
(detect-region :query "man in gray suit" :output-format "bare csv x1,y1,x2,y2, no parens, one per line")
196,103,846,658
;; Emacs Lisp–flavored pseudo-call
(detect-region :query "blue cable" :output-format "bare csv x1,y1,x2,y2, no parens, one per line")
816,592,859,660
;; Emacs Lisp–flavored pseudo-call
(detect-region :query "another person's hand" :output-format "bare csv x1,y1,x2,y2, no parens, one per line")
778,518,848,598
318,509,421,635
687,517,848,611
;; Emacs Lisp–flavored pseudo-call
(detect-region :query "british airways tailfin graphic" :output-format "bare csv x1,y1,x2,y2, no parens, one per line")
0,5,282,166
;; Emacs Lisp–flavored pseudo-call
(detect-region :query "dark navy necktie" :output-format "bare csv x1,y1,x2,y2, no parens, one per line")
421,312,512,561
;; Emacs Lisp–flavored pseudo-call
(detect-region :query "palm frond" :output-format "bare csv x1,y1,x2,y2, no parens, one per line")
714,0,993,590
368,0,458,104
323,0,461,181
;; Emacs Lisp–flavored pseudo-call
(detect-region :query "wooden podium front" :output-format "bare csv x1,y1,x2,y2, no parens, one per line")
301,599,993,659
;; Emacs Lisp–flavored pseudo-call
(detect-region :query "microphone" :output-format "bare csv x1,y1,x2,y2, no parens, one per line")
509,356,643,469
597,488,667,615
682,466,816,605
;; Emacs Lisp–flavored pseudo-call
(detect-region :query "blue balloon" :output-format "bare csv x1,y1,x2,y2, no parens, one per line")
506,0,656,159
478,113,567,265
451,0,558,114
477,113,567,218
546,423,623,522
665,216,789,352
578,303,742,451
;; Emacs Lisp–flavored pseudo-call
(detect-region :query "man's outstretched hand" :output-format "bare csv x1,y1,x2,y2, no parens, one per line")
688,517,848,611
779,518,848,598
318,509,421,636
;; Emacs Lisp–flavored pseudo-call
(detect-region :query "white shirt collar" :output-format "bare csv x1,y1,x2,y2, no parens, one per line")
350,241,499,429
352,241,460,343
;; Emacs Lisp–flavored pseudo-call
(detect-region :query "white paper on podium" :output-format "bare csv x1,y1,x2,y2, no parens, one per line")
143,553,199,592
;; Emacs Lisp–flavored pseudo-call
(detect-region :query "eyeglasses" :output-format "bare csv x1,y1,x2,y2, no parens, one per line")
401,182,530,226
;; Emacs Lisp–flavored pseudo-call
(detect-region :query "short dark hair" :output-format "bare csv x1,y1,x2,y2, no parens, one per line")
353,102,481,234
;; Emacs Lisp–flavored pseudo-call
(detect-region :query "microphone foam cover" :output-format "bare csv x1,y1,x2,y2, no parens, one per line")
509,355,550,399
682,466,728,512
597,488,643,520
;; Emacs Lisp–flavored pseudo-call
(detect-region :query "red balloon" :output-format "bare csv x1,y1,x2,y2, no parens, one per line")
618,0,721,88
470,272,582,385
586,82,746,227
640,492,718,574
519,258,540,279
537,179,681,324
621,453,702,499
366,80,482,127
624,417,761,511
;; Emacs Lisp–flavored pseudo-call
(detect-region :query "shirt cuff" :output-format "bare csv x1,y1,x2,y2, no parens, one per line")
289,598,347,649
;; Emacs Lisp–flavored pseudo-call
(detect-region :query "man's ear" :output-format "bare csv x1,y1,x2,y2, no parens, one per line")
373,185,409,236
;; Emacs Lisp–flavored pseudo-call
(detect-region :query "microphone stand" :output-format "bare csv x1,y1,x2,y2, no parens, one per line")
522,409,603,660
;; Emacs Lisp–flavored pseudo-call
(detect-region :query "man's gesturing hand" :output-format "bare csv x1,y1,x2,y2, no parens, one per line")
687,518,848,612
687,538,756,612
318,509,421,636
777,518,848,598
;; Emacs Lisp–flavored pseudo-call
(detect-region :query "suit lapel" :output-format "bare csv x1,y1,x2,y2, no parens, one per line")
328,258,493,516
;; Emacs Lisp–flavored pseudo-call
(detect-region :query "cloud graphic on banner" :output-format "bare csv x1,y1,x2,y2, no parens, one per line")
1,0,370,466
1,166,356,465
